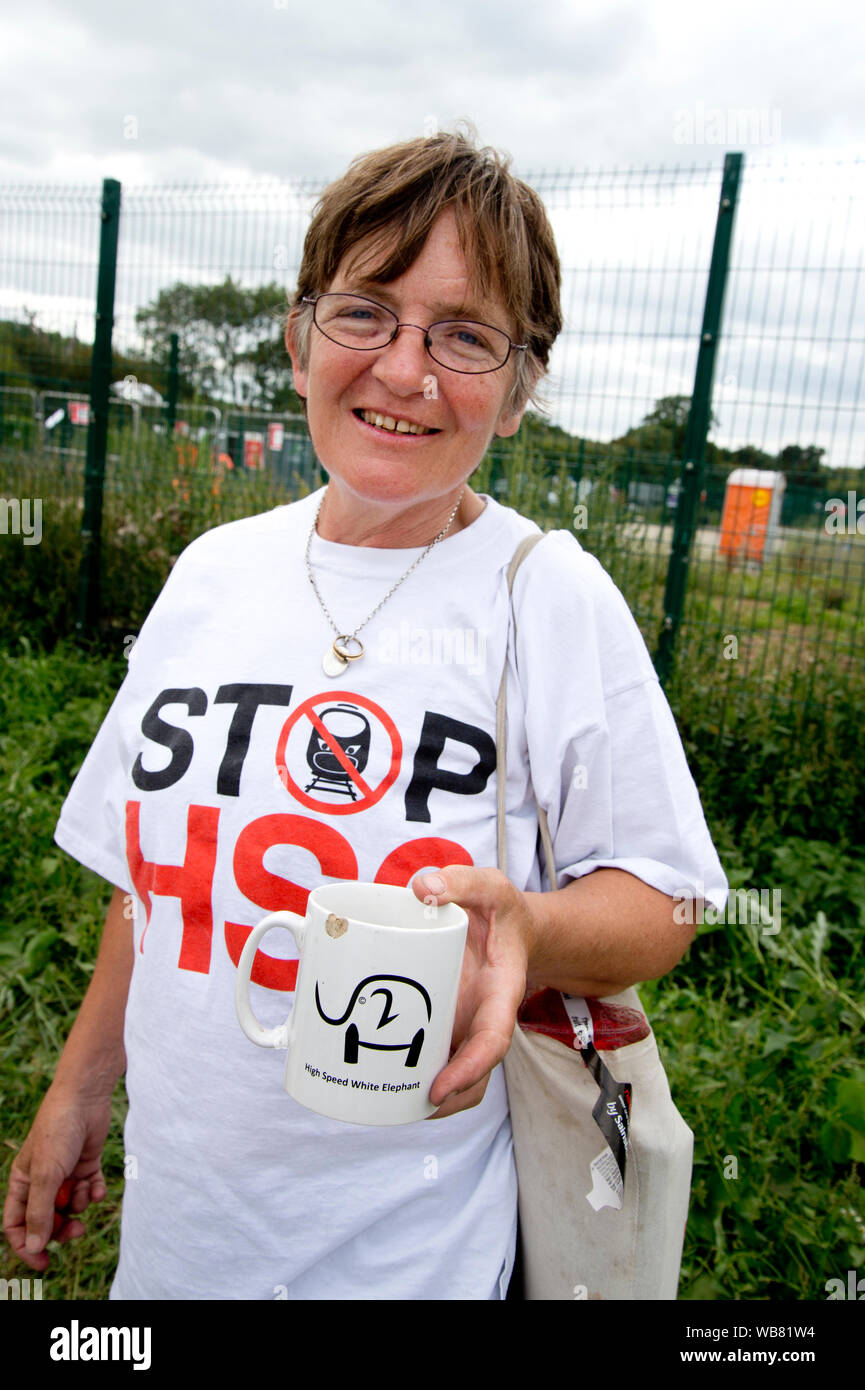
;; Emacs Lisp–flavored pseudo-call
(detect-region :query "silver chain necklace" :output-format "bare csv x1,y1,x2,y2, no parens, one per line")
306,487,466,677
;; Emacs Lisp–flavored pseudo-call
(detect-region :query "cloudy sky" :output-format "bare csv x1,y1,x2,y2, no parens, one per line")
2,0,862,182
2,0,864,460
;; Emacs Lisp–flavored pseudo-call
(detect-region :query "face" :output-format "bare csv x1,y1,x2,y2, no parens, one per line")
286,209,525,515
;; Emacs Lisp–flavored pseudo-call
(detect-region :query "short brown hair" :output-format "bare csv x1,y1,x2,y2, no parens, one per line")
288,130,562,415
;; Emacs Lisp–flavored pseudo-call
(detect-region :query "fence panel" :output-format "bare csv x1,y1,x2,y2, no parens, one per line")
1,160,863,743
668,158,865,730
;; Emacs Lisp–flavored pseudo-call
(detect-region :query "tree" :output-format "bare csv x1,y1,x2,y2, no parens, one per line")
730,444,775,472
0,315,92,392
640,395,719,455
134,277,298,409
244,331,305,414
641,395,694,431
776,444,826,490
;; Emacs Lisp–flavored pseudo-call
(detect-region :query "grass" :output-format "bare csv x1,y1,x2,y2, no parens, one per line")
1,436,864,1299
0,638,862,1301
642,826,865,1299
0,640,126,1299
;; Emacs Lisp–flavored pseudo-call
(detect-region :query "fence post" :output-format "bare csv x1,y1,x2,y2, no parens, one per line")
654,152,743,684
75,177,121,638
166,332,179,433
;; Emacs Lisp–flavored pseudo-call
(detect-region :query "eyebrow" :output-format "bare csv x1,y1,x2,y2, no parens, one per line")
337,277,502,325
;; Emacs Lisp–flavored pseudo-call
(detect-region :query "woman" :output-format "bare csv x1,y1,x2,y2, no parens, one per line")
4,132,727,1299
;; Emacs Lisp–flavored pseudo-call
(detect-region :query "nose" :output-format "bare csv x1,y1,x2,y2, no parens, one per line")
369,322,431,395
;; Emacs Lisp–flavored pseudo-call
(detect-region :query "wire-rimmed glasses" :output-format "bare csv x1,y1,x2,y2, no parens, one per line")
302,293,527,374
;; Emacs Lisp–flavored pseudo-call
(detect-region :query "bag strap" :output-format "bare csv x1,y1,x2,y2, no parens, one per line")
496,533,556,889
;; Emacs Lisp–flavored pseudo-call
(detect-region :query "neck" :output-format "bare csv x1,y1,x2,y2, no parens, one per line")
314,483,485,547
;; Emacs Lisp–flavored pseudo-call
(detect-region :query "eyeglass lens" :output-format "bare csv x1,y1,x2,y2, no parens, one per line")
313,293,511,372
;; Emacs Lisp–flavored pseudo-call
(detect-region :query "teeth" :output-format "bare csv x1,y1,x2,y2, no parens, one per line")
360,409,433,435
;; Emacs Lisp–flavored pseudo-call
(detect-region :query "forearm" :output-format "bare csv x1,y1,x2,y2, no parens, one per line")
52,885,133,1101
522,868,696,997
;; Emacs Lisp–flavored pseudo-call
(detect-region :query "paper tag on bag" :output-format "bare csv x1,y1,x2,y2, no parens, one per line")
586,1145,624,1211
561,994,593,1049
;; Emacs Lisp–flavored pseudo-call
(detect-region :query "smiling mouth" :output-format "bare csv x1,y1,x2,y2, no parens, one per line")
355,409,439,436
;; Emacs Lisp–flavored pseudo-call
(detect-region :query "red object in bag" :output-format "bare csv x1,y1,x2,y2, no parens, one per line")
518,987,650,1051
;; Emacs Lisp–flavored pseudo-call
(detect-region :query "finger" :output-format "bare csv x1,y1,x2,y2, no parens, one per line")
429,1025,512,1104
4,1223,51,1271
22,1168,67,1258
427,1074,490,1120
84,1177,107,1207
3,1176,51,1271
48,1173,100,1243
50,1215,88,1245
3,1200,51,1273
2,1168,29,1235
67,1174,106,1214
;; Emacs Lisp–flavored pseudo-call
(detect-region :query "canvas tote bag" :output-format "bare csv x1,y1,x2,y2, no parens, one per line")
498,534,694,1301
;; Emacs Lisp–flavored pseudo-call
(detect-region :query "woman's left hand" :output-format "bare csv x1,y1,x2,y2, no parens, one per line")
412,866,535,1120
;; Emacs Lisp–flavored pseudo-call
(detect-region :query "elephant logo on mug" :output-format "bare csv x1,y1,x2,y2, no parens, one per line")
314,975,432,1067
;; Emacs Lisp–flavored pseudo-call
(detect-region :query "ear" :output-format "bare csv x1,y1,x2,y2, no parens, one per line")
493,399,526,439
285,312,308,400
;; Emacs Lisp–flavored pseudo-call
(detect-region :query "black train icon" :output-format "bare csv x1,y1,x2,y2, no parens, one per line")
304,704,371,800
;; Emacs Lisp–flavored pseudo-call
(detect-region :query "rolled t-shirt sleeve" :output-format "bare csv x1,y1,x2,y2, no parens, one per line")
515,531,727,913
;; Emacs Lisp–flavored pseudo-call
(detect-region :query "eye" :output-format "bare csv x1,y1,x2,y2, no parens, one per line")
321,297,394,340
439,322,496,353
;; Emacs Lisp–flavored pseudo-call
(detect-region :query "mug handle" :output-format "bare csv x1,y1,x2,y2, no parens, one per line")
234,911,306,1049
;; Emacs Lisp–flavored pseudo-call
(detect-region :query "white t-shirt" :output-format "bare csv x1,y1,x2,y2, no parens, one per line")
55,488,727,1300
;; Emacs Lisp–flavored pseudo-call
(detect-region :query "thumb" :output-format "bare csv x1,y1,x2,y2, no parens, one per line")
413,869,449,904
412,865,508,913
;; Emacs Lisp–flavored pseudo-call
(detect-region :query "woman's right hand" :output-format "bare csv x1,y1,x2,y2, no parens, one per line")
3,884,133,1272
3,1083,113,1271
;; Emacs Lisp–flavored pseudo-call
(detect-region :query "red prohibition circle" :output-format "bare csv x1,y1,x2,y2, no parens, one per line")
275,689,403,815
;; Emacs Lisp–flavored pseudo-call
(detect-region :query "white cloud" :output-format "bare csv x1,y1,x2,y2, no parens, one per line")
2,0,863,463
1,0,861,184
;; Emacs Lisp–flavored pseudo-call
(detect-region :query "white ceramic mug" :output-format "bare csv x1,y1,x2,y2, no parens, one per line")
235,881,468,1125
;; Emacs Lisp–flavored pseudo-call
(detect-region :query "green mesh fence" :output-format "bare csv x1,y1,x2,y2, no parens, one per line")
1,161,863,744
